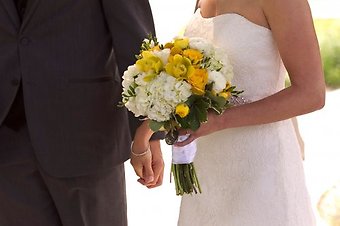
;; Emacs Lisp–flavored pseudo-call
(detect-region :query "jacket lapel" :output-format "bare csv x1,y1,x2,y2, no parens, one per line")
0,0,20,30
20,0,40,31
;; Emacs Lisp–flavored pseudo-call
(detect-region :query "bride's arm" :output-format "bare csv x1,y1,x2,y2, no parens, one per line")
177,0,325,146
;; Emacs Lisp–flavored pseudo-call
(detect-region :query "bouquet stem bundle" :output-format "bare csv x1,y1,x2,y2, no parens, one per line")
171,163,201,196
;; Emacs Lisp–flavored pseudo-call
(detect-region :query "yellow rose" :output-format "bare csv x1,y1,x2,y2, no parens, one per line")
173,38,189,50
187,68,208,95
183,49,203,65
165,54,194,79
136,51,163,74
175,103,190,118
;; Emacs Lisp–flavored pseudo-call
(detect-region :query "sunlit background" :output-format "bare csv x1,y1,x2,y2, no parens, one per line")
125,1,340,225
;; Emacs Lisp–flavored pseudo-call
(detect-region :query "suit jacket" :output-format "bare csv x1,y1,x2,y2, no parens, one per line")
0,0,155,177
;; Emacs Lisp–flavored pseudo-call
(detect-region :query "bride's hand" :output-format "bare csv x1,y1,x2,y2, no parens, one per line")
175,111,221,147
130,120,164,188
130,120,155,184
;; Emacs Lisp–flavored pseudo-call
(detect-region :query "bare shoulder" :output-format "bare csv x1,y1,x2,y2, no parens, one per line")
259,0,313,28
198,0,217,17
259,0,324,97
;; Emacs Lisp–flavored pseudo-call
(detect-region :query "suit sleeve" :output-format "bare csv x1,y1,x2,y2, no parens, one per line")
102,0,164,140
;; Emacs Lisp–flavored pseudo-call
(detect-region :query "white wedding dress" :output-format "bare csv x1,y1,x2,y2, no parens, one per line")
178,9,316,226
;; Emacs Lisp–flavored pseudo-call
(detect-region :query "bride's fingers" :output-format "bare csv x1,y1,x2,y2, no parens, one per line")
175,134,196,147
178,129,193,136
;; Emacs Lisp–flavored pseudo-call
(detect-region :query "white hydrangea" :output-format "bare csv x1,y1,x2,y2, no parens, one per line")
134,72,150,87
124,72,192,122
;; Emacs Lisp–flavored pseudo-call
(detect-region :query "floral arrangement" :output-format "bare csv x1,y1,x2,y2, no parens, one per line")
121,35,241,195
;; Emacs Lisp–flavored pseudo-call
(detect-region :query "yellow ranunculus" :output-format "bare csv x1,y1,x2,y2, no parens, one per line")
218,91,231,99
187,68,208,95
183,49,203,65
136,51,163,73
175,103,190,118
165,54,194,79
174,38,189,50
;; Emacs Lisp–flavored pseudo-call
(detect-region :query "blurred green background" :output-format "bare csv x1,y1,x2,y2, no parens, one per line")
314,19,340,89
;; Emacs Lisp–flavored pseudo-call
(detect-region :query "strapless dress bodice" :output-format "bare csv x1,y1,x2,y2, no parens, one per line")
184,9,287,101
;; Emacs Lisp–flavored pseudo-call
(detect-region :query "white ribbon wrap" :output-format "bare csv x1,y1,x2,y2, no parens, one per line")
172,135,197,164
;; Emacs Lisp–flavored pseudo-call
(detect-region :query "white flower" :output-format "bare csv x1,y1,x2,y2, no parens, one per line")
135,72,151,86
153,48,170,66
144,72,192,121
208,71,227,93
143,38,156,48
188,37,214,56
214,48,234,81
122,65,140,89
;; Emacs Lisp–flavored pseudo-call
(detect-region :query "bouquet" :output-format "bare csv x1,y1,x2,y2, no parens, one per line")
121,35,241,195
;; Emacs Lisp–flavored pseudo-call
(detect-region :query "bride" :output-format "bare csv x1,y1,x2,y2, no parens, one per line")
131,0,325,225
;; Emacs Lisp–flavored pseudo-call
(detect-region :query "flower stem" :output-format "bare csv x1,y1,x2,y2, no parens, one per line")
171,163,201,196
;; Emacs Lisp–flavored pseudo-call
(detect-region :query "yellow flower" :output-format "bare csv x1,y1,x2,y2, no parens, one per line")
225,81,231,90
170,46,183,56
151,45,161,51
165,54,194,79
164,42,174,49
143,73,157,82
187,68,208,95
175,103,190,118
136,51,163,73
174,38,189,50
218,91,231,99
183,49,204,66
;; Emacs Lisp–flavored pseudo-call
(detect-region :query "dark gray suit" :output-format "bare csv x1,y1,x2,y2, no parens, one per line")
0,0,155,225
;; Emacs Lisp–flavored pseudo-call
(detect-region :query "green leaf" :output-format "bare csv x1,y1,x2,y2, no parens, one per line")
149,120,164,132
185,95,200,106
206,92,227,108
194,104,208,123
205,82,214,92
175,115,190,129
187,109,200,131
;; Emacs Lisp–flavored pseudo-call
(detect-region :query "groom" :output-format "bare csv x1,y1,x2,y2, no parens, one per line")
0,0,163,225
